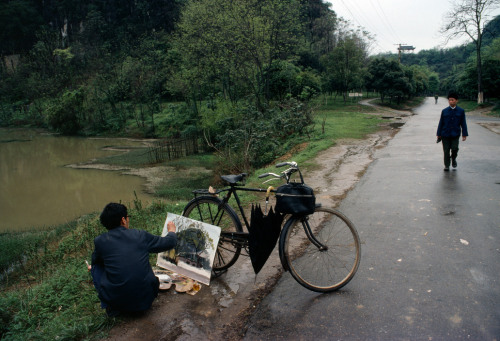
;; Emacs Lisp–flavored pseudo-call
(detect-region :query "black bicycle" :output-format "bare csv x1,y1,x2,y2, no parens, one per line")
182,161,361,292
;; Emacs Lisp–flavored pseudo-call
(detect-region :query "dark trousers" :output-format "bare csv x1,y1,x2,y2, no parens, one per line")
91,264,108,309
441,136,459,167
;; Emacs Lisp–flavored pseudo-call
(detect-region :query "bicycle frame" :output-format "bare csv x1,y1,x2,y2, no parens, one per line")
194,184,273,232
185,161,360,292
193,183,329,266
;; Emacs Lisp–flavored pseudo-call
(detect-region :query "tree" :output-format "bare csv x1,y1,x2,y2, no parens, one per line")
428,72,440,95
460,37,500,99
0,0,43,55
482,37,500,98
365,58,411,103
175,0,303,109
301,0,338,56
321,20,370,102
440,0,500,103
406,65,430,97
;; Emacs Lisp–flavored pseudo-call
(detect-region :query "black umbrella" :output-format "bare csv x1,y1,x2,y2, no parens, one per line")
247,204,284,274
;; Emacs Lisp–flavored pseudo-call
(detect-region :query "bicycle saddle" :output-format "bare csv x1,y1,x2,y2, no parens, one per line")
221,173,247,184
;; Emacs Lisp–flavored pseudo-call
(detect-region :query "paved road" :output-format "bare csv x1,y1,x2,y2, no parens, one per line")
243,97,500,340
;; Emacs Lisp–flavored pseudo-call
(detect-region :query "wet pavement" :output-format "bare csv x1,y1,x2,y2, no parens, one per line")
243,97,500,340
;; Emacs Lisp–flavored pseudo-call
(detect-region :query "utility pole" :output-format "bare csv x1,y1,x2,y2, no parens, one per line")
396,43,415,62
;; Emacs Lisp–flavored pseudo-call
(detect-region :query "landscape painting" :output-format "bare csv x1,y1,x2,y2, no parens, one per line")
157,213,221,285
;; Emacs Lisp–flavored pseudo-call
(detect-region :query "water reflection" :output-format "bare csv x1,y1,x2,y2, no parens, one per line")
0,128,153,232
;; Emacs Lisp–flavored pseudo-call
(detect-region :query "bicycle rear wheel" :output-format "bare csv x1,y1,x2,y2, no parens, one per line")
182,196,243,271
279,206,361,292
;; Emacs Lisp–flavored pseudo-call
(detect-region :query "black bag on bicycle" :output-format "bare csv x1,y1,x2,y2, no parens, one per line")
275,182,315,216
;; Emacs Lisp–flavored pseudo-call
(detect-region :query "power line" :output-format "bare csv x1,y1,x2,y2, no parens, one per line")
370,0,402,42
336,0,395,53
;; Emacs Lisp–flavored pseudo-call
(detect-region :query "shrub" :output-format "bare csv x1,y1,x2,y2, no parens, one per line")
208,99,314,173
47,89,84,134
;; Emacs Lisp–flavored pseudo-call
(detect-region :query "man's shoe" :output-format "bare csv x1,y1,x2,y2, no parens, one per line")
106,306,120,317
452,159,457,168
444,167,450,171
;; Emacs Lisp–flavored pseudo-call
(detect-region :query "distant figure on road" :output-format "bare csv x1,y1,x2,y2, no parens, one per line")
434,94,438,104
436,92,468,171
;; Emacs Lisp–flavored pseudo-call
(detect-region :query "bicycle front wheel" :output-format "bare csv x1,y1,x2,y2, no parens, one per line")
182,196,243,271
280,206,361,292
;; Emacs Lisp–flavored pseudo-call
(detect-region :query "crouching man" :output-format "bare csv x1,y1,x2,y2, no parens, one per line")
90,202,177,316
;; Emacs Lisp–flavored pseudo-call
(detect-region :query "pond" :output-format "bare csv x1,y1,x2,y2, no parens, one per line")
0,128,154,232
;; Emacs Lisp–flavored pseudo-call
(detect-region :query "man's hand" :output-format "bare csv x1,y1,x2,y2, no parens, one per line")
167,221,176,233
462,136,467,141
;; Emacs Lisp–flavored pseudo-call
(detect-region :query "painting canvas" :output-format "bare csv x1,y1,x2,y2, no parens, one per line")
156,213,221,286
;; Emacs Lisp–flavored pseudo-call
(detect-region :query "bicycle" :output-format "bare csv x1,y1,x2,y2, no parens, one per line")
181,161,361,293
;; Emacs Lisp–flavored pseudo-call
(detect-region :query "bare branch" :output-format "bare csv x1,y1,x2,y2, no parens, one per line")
439,0,500,103
440,0,500,46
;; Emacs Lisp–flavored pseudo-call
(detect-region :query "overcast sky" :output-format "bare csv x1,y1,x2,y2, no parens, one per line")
327,0,500,55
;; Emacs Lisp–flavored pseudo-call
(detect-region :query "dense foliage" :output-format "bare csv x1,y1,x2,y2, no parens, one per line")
0,0,499,169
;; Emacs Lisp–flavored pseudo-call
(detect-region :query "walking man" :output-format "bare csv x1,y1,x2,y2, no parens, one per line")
436,92,468,171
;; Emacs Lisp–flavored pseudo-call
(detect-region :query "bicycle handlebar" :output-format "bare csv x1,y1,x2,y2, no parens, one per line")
276,161,297,168
258,172,281,179
258,161,301,184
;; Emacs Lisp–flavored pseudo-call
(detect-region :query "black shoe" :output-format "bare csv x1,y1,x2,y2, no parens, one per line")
444,167,450,171
452,159,457,168
106,306,120,317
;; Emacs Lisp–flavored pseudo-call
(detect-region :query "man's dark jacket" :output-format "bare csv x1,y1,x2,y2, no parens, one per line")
92,226,177,312
436,106,468,138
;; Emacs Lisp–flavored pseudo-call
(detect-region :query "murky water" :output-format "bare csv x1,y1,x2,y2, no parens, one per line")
0,128,154,232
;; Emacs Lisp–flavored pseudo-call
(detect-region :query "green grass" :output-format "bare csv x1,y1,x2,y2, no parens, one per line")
97,146,152,166
456,99,498,115
0,223,77,274
489,105,500,117
294,97,385,168
156,172,214,201
236,96,386,203
0,201,183,340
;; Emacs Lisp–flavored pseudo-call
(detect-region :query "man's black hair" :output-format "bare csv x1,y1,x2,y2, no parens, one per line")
100,203,127,230
447,92,459,100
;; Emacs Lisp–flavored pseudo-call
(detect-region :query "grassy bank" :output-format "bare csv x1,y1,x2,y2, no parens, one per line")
0,95,400,340
0,201,182,340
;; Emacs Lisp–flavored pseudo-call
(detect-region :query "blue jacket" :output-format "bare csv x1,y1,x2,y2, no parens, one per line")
92,226,177,312
436,106,468,138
